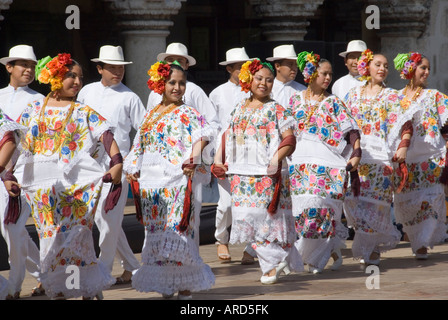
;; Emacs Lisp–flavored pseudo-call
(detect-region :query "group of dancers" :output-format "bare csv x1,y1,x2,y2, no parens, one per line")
0,38,447,300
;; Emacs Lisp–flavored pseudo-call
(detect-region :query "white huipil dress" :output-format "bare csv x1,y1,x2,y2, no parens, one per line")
0,109,28,300
288,91,359,270
224,99,303,275
391,89,448,253
124,104,216,295
343,86,405,261
16,100,115,299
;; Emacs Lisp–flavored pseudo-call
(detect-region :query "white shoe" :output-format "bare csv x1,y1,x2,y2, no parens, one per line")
330,249,343,271
178,293,193,300
308,265,322,274
260,261,289,284
413,252,428,260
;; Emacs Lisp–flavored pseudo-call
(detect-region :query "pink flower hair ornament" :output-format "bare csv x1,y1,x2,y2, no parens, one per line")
393,52,422,80
357,49,374,81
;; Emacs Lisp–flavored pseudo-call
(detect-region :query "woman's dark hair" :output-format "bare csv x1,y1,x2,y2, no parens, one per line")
169,63,187,77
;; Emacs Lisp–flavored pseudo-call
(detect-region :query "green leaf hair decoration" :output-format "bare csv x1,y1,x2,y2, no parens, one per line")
296,51,311,72
171,60,182,68
261,61,274,74
393,53,410,71
35,56,52,83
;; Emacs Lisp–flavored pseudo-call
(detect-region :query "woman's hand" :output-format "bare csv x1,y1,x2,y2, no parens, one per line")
126,172,139,183
183,167,195,179
3,180,21,197
346,156,361,172
393,147,407,164
105,163,123,184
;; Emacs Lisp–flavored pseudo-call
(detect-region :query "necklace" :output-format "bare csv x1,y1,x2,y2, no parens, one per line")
32,93,76,155
235,98,265,145
360,83,384,121
400,85,422,110
140,103,179,143
303,87,325,126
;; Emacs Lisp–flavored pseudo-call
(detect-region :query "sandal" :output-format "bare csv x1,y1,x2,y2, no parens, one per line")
241,251,255,265
217,243,231,262
31,283,46,296
6,291,20,300
115,270,132,285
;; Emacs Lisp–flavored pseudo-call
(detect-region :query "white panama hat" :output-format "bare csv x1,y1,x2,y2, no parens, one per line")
339,40,367,58
0,44,38,65
91,45,132,65
157,43,196,66
266,44,297,62
219,47,251,66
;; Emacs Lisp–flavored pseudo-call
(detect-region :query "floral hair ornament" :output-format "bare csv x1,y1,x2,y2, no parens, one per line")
147,60,171,94
357,49,374,81
35,53,73,91
238,58,273,93
296,51,320,83
393,52,422,80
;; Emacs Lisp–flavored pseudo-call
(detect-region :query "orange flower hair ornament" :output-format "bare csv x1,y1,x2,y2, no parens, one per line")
147,60,173,94
35,53,73,91
238,58,273,93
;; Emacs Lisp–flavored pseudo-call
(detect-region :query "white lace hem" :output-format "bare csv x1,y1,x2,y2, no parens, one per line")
40,261,115,299
131,264,215,295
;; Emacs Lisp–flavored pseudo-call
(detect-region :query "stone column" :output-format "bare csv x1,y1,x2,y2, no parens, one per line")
249,0,325,41
103,0,185,103
367,0,433,88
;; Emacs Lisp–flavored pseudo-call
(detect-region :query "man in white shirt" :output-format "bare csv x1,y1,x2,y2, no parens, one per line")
208,47,256,264
0,45,43,299
78,45,145,285
331,40,367,101
266,44,306,108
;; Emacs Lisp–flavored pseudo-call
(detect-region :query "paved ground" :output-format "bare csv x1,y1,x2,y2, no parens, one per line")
3,238,448,301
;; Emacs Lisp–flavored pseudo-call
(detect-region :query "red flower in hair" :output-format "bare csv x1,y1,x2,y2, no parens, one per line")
248,59,262,74
158,63,170,78
57,53,72,67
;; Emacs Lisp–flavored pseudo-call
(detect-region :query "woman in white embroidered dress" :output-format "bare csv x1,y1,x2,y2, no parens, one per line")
391,52,448,259
124,61,215,300
16,54,122,299
0,109,27,300
289,52,361,274
343,50,405,266
213,59,303,284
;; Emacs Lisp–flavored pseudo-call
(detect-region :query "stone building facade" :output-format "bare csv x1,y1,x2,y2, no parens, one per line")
0,0,447,102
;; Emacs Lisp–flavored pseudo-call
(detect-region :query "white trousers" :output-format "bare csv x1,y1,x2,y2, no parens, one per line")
94,178,140,273
0,189,40,295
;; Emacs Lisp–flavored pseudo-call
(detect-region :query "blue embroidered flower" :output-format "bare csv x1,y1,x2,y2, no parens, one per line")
296,110,305,119
89,114,99,122
317,166,326,174
321,127,329,137
309,126,317,134
61,146,70,155
308,208,317,217
382,177,390,189
82,192,89,203
31,125,39,137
